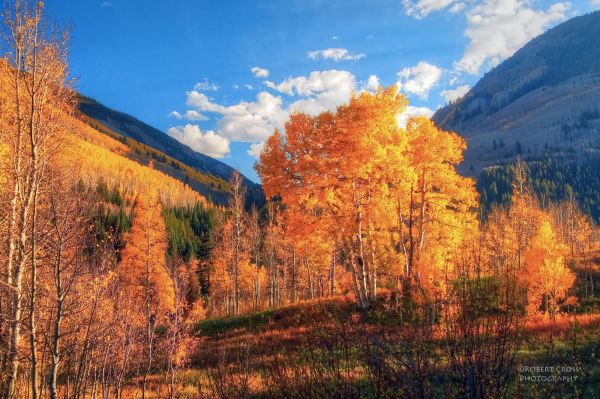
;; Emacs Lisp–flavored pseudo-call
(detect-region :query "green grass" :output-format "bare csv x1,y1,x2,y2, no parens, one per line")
195,309,278,337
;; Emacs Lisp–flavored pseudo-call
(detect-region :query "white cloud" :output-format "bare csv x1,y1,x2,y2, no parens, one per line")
185,70,355,143
251,66,270,78
100,1,114,7
193,79,220,91
245,84,254,90
186,90,288,142
449,2,467,13
592,0,600,8
266,70,356,115
397,105,434,128
167,124,230,158
402,0,465,18
248,142,265,158
455,0,570,74
307,48,366,62
169,110,209,121
396,61,442,99
365,75,380,91
440,84,470,103
186,91,228,114
217,92,289,142
265,70,355,97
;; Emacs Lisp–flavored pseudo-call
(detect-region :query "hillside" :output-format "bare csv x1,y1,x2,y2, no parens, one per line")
433,11,600,175
65,114,207,208
77,95,264,206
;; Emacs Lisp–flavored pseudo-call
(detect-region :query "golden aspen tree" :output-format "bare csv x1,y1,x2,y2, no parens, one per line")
118,190,174,399
400,117,478,297
165,259,206,399
523,216,576,320
258,88,409,309
258,87,476,308
486,160,576,320
210,218,235,315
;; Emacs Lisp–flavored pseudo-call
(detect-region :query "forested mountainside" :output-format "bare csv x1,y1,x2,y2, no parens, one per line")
478,156,600,222
77,95,264,206
433,11,600,175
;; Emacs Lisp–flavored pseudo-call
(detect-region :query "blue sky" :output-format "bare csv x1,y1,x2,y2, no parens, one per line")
45,0,597,182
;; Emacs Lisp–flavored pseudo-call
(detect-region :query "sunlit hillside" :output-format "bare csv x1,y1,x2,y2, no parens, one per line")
64,115,207,208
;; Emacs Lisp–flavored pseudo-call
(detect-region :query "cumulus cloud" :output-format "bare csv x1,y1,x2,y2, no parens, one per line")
251,66,270,78
100,1,114,7
397,105,434,128
248,142,265,158
402,0,465,18
396,61,442,99
455,0,570,74
167,124,230,158
307,48,366,62
440,84,470,103
184,70,356,144
217,92,289,142
592,0,600,8
169,110,208,121
186,90,287,142
186,91,228,114
265,70,356,115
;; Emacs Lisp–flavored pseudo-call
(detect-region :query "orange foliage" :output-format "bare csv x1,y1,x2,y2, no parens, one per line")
257,87,477,307
484,161,577,320
523,216,576,319
62,133,204,208
118,191,175,320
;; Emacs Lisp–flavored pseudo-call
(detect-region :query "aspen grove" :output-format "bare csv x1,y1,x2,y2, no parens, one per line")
1,2,598,398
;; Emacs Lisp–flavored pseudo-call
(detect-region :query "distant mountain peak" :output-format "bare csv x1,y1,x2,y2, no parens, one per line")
433,11,600,175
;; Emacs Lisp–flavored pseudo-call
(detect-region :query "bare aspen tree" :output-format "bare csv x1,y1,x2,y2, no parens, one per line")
228,171,246,315
44,174,90,399
248,206,262,310
0,1,71,397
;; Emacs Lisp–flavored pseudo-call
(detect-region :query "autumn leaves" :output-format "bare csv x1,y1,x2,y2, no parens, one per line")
257,87,578,319
257,87,478,309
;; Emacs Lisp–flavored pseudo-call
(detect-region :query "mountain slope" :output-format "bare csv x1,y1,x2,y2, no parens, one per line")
433,11,600,174
77,95,264,206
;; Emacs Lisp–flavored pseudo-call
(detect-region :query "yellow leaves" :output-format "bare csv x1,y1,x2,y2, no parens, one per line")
522,216,576,318
256,130,288,200
256,86,478,303
53,110,206,210
185,300,207,328
119,191,175,319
